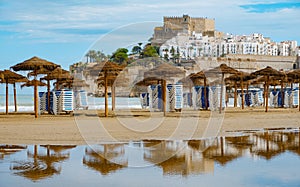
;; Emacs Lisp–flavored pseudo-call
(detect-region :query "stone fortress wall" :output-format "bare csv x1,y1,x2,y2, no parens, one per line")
152,15,216,46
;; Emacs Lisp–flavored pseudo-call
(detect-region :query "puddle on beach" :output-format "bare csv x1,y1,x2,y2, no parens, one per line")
0,129,300,187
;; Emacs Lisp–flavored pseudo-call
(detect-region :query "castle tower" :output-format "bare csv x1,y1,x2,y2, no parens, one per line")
151,15,215,46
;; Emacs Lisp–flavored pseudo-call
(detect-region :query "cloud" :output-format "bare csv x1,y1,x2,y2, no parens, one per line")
240,2,300,13
0,0,299,48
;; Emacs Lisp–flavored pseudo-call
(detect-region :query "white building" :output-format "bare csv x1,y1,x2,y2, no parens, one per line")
159,32,298,59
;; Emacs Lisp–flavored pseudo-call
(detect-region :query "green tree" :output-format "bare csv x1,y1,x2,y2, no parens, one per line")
132,46,142,55
141,44,158,58
111,48,129,64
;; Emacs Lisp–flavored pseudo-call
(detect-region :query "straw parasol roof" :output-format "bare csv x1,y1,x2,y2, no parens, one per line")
0,70,26,80
251,66,285,77
205,63,239,76
0,70,28,114
251,66,286,112
21,80,47,88
93,62,124,117
11,56,60,118
205,64,239,113
287,69,300,81
144,63,185,79
11,56,60,71
143,63,185,116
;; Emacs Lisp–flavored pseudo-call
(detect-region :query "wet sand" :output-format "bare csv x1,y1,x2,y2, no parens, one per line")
0,107,299,145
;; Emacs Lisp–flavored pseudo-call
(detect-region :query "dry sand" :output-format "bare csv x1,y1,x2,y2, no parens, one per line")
0,107,299,145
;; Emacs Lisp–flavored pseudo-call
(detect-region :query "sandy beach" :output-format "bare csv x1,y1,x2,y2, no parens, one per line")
0,107,299,145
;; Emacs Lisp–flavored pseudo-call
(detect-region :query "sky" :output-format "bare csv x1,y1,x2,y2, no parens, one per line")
0,0,299,94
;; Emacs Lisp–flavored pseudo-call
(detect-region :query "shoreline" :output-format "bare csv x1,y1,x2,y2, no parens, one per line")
0,107,299,145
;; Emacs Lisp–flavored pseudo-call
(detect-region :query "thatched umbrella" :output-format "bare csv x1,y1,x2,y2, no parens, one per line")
0,70,27,114
225,72,255,109
190,71,208,109
179,71,208,109
21,80,47,88
95,62,124,117
205,64,239,113
144,63,186,116
11,56,60,118
251,66,285,112
30,67,70,113
287,69,300,111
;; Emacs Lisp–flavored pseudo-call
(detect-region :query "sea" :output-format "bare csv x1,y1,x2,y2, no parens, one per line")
0,94,142,112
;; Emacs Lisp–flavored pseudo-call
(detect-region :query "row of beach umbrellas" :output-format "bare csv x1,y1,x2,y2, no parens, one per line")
2,57,300,118
0,56,84,118
85,61,300,117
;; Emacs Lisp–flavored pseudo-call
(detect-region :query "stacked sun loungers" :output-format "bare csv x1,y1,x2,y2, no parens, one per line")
183,93,192,107
39,90,74,115
74,90,89,110
140,93,149,109
269,88,299,108
237,89,263,107
145,84,183,112
38,92,47,114
192,85,225,111
192,86,210,110
166,84,183,112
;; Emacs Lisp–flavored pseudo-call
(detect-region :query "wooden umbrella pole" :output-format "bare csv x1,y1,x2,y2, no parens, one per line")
298,80,300,112
246,82,249,107
263,83,266,107
234,81,237,107
265,76,269,112
112,83,115,111
6,79,8,115
204,77,208,110
47,79,51,113
34,80,38,118
241,78,244,109
104,72,108,117
280,80,284,108
162,79,167,116
13,83,17,112
219,73,224,114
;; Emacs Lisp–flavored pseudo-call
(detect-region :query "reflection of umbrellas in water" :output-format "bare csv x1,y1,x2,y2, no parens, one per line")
83,144,128,175
11,56,60,118
0,70,27,114
10,145,70,182
252,133,283,160
144,140,214,176
40,145,76,153
202,137,241,166
0,145,27,160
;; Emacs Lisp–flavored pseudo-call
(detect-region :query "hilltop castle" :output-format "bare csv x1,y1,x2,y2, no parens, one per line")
151,15,222,46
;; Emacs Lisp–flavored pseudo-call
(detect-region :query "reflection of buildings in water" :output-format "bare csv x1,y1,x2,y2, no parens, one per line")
0,145,27,160
83,144,128,175
143,140,214,176
10,145,74,182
